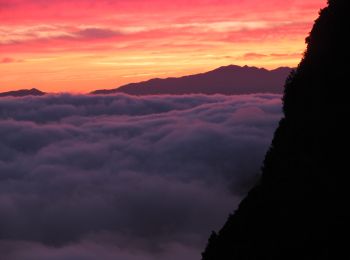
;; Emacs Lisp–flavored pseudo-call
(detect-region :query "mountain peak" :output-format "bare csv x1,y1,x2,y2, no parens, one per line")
0,88,46,97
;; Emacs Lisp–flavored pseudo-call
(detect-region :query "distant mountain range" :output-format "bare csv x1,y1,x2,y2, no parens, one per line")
0,65,292,97
0,88,45,97
92,65,292,95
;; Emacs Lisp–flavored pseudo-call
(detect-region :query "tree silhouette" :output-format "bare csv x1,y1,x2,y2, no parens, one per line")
202,0,349,259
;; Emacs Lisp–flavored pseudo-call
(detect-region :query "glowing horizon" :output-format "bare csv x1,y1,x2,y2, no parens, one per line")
0,0,326,93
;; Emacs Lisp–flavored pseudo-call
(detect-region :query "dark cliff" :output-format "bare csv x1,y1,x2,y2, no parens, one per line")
202,1,348,259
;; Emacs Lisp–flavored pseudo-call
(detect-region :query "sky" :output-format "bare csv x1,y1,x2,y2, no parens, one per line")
0,0,326,93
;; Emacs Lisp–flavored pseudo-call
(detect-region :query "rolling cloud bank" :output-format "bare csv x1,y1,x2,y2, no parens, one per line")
0,93,281,260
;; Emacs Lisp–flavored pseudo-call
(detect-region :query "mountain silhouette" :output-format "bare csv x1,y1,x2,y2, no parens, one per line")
202,1,348,259
0,88,45,97
91,65,291,95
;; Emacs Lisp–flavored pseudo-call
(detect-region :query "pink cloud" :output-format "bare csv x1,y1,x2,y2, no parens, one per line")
0,0,326,25
241,52,301,60
243,53,268,59
223,22,313,43
0,20,318,54
1,57,15,63
0,1,326,47
0,57,22,63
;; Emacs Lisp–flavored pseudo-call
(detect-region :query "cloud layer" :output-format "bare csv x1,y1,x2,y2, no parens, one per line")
0,93,282,259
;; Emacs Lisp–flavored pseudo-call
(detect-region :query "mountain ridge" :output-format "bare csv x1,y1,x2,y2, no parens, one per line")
91,65,292,95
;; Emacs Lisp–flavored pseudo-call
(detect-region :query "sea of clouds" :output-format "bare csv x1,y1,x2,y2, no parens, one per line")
0,93,282,260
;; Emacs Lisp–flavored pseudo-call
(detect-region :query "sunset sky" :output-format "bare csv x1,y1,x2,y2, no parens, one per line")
0,0,326,93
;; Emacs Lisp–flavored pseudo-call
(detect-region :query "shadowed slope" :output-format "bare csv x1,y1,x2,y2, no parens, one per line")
202,1,348,259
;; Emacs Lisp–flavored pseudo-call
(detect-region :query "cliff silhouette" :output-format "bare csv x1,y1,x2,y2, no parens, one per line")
202,1,348,259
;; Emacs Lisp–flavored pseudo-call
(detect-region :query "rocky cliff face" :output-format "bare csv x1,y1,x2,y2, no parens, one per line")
202,1,349,259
